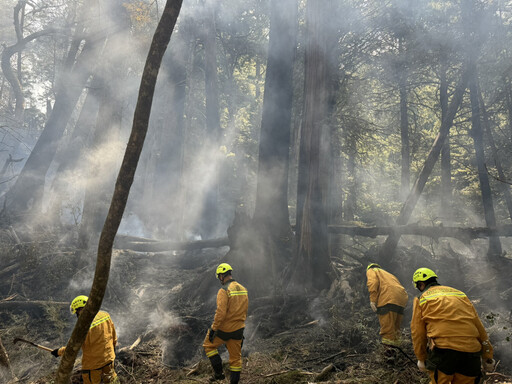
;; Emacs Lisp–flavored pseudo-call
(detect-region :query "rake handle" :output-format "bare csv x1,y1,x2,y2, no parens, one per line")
13,338,54,352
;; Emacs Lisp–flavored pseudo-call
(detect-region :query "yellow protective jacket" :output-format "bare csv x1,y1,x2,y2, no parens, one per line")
211,279,249,333
410,284,493,361
58,310,117,370
366,267,408,308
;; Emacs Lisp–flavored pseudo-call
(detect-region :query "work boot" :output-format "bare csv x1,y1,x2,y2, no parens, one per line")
230,371,240,384
208,355,225,382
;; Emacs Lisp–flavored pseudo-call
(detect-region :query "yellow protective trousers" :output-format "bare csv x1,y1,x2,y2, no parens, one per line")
428,370,479,384
203,333,243,372
81,362,119,384
378,311,403,346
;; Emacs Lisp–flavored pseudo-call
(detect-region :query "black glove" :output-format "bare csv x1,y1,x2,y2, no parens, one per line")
208,328,216,343
51,348,59,358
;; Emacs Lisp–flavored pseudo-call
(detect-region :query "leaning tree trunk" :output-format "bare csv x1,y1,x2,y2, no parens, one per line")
3,1,105,218
379,69,469,264
468,68,502,260
289,0,333,292
54,1,183,382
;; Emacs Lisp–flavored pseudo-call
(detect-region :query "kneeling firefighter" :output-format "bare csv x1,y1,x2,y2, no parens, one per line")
203,263,249,383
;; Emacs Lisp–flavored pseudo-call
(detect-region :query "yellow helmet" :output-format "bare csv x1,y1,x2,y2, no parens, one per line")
412,268,438,283
367,263,381,270
216,263,233,277
70,295,88,314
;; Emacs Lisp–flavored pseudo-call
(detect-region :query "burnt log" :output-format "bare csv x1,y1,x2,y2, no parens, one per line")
114,236,229,252
328,224,512,241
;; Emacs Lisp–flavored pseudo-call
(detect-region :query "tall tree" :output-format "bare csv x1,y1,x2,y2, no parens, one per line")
250,0,298,279
468,66,502,259
55,0,183,382
290,0,334,292
198,0,222,239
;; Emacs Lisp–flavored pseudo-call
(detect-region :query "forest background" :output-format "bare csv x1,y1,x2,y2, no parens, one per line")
1,0,512,382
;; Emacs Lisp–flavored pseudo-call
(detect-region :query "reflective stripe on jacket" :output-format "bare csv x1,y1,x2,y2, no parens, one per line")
410,285,492,361
366,268,408,308
211,279,249,333
58,310,117,370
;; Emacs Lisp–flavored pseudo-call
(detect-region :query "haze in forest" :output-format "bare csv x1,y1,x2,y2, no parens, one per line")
1,0,512,378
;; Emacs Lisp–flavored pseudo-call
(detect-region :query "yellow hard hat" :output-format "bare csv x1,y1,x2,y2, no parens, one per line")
216,263,233,277
70,295,88,314
412,268,438,283
367,263,381,270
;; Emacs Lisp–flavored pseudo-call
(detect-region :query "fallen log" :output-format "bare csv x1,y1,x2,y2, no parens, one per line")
0,300,68,310
328,224,512,241
113,236,229,252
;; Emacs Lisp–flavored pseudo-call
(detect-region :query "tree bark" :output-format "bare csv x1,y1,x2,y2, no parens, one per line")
197,0,221,239
54,1,183,382
290,0,333,292
479,91,512,222
379,69,469,263
399,38,410,201
439,51,452,222
249,0,298,284
253,0,297,237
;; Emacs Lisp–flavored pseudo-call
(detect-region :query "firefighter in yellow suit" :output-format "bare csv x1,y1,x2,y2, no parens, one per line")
411,268,495,384
366,263,408,346
203,263,248,383
52,295,118,384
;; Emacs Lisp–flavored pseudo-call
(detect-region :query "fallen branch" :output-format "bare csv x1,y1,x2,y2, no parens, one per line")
0,300,68,310
263,370,314,378
274,320,319,337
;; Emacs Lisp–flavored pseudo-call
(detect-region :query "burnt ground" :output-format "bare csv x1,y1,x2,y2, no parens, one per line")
1,234,512,384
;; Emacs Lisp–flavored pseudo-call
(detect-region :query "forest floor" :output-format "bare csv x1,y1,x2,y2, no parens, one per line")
1,232,512,384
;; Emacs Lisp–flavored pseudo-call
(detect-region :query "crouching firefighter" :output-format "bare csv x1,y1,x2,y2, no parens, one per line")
411,268,495,384
366,263,408,347
204,263,249,383
51,295,119,384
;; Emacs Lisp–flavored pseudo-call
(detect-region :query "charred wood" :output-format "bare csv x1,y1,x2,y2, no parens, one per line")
114,236,229,252
328,224,512,241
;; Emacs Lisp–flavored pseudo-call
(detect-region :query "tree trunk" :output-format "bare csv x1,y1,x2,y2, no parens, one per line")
344,137,356,222
251,0,298,282
198,0,221,239
55,1,183,382
479,91,512,222
289,0,333,292
78,1,131,248
439,52,452,222
142,33,188,239
468,66,502,260
253,0,297,237
399,38,410,201
379,69,469,263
